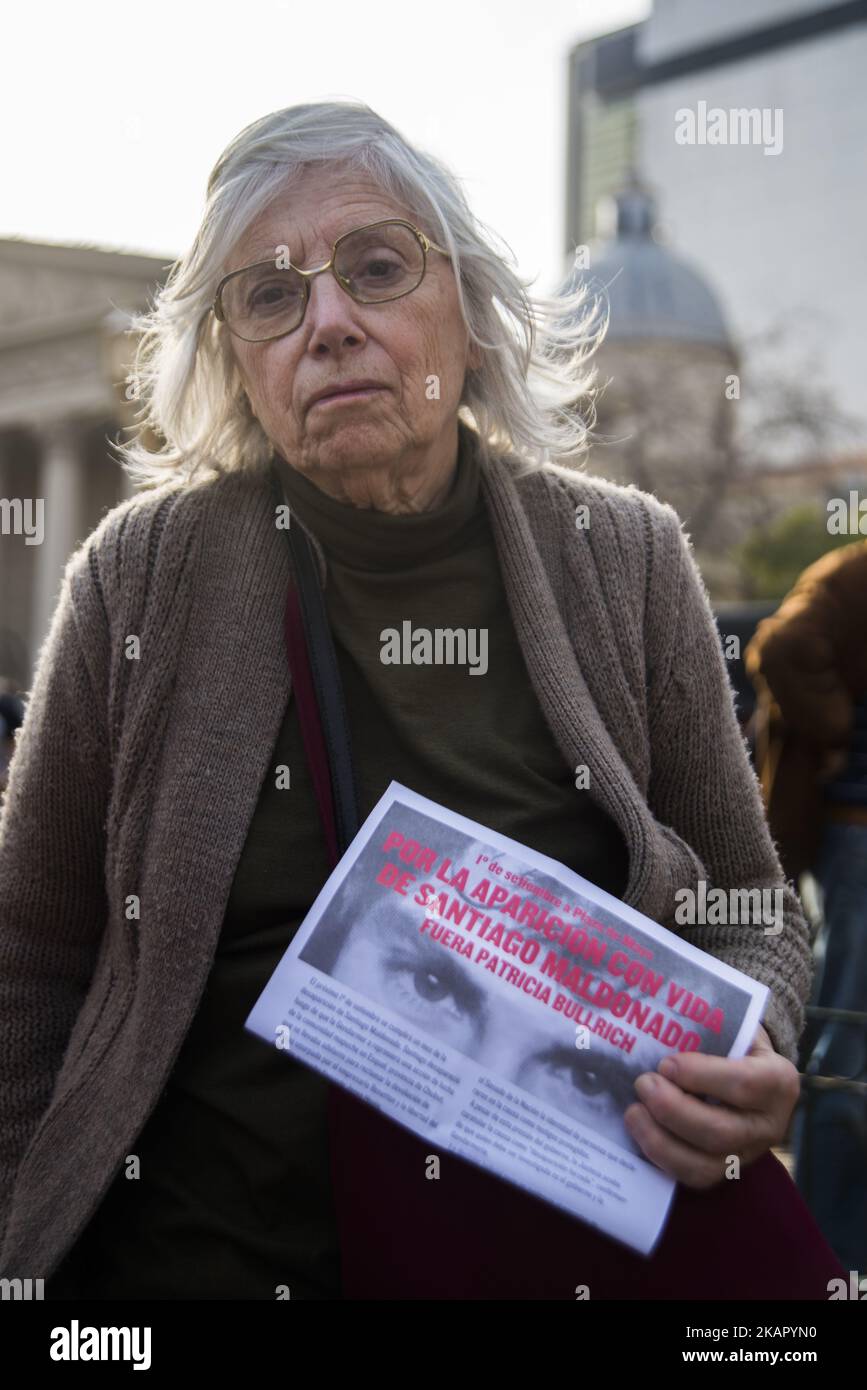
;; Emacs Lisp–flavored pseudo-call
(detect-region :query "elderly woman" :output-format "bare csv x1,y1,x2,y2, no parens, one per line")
0,101,830,1302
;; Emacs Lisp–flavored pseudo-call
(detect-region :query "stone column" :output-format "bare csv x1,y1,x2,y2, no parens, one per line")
31,418,86,669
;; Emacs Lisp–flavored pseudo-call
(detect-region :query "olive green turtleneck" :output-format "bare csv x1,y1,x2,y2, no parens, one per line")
270,421,630,879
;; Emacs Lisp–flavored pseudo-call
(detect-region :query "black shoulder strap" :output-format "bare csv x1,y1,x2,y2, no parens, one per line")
270,460,360,853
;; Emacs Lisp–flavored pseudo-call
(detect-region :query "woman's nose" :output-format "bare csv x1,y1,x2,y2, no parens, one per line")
305,270,362,329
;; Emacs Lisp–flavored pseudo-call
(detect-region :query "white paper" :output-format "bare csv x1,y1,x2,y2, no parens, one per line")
245,781,770,1255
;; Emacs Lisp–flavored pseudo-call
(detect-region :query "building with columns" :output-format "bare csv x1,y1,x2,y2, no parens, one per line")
0,236,171,689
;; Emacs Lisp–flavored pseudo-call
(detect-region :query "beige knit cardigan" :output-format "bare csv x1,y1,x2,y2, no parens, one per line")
0,435,813,1278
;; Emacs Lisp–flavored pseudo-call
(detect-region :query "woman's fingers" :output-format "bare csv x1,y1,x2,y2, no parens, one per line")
623,1027,802,1186
652,1039,800,1131
629,1070,767,1157
624,1100,738,1188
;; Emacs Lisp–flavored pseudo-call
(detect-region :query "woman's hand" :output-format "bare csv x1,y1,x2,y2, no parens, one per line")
623,1024,801,1189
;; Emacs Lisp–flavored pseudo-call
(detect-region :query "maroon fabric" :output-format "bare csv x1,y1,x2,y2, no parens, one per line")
328,1089,847,1301
284,577,846,1300
283,581,340,869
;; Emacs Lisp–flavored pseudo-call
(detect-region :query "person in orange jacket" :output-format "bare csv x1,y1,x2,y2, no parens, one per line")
745,537,867,1274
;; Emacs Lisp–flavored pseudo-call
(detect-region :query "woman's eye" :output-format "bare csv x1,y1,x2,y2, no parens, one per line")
358,254,402,282
247,279,302,314
251,285,284,307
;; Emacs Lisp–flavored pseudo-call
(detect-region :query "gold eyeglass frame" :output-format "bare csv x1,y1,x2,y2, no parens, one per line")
212,218,450,343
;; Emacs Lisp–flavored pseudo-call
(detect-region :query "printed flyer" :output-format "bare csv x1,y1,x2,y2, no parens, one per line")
245,782,769,1254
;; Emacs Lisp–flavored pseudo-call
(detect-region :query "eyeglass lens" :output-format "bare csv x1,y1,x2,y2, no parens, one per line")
220,223,426,340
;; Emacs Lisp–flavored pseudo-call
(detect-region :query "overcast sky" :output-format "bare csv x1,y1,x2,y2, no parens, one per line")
2,0,649,296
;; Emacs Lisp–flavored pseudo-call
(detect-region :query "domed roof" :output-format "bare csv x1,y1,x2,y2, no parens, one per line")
562,181,734,352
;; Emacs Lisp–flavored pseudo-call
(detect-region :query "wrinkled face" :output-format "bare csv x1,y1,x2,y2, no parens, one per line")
221,163,479,484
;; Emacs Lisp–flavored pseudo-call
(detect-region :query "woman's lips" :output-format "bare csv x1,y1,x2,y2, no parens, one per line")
312,387,384,408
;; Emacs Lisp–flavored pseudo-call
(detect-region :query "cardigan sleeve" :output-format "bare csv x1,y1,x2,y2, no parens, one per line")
0,546,112,1249
645,506,814,1066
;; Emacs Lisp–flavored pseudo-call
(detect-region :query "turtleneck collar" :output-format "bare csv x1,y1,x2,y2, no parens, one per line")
271,421,483,572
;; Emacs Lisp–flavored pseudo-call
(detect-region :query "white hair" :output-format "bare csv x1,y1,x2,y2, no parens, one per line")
113,100,608,488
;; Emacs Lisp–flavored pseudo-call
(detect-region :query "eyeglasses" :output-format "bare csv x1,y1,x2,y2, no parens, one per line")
212,218,450,343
